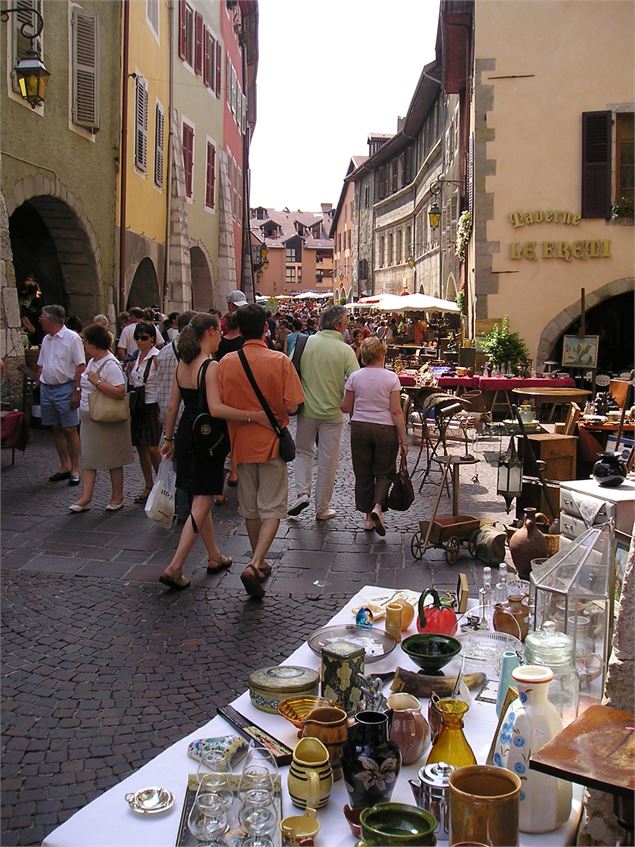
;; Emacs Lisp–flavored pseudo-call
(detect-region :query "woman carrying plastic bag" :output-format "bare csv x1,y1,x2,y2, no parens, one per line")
145,460,176,529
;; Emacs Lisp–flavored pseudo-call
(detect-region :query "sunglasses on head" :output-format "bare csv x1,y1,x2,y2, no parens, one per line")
136,334,151,341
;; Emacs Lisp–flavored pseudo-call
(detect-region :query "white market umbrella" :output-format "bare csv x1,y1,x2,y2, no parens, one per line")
293,291,333,300
375,293,460,313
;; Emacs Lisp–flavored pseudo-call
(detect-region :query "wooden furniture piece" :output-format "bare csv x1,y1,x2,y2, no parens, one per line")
530,704,634,846
559,478,635,540
511,387,592,420
516,434,577,519
608,379,632,409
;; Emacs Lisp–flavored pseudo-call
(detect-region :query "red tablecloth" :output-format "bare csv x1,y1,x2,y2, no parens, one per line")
438,376,480,389
479,377,576,391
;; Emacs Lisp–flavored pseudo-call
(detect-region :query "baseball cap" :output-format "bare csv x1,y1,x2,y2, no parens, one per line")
227,290,248,306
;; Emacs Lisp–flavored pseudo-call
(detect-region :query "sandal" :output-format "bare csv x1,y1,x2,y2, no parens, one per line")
207,553,233,574
134,488,152,504
158,572,191,590
370,510,386,537
240,563,266,599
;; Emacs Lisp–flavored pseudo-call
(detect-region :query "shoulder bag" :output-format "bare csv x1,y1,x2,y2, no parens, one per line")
237,349,295,462
387,454,415,511
127,356,154,415
88,359,130,423
191,359,230,457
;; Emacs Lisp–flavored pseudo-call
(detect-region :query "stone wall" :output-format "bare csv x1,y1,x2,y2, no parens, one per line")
0,186,25,402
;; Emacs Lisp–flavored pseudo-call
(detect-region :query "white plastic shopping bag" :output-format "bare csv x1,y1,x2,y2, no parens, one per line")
145,461,176,528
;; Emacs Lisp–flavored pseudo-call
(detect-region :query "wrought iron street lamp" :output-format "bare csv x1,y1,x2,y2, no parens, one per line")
1,6,50,108
427,176,464,230
497,435,523,512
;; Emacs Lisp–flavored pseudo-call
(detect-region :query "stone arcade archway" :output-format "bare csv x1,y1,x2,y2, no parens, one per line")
8,180,101,323
190,244,215,311
536,277,635,369
127,257,160,309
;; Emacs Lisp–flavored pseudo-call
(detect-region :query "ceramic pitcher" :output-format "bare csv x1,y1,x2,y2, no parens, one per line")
449,764,521,846
493,594,530,641
386,693,429,765
509,508,548,580
287,737,333,810
301,705,348,781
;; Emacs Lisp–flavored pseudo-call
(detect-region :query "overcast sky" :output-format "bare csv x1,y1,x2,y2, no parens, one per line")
249,0,441,213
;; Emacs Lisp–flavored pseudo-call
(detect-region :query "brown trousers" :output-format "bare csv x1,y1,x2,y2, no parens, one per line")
350,421,398,514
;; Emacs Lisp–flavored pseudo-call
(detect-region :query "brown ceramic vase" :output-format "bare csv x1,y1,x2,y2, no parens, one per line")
509,507,549,579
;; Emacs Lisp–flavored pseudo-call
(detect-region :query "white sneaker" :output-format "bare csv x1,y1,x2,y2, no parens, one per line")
316,509,336,521
288,495,310,516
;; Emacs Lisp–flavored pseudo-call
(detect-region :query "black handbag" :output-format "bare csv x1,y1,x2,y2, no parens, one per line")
237,349,295,462
387,454,415,511
192,360,230,457
128,356,154,415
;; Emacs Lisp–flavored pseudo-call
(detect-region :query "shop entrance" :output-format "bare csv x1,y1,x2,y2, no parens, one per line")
127,257,160,309
190,245,214,311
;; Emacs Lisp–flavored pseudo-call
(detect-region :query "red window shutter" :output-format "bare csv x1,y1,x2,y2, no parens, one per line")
206,142,216,208
582,111,612,219
194,12,203,75
215,41,222,97
183,124,194,198
178,0,186,59
203,27,209,86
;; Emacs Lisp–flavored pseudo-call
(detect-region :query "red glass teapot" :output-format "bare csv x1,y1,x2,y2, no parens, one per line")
417,588,458,636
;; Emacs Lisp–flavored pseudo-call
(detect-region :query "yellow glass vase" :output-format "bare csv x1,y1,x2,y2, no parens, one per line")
426,698,476,768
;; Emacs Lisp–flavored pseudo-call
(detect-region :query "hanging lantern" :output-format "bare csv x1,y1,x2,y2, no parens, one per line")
15,49,50,109
530,522,615,704
497,436,523,512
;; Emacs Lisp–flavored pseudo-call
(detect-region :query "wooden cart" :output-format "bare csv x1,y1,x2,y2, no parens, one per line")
411,515,481,564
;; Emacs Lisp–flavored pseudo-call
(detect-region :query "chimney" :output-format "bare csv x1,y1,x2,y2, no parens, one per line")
320,203,333,215
397,116,405,132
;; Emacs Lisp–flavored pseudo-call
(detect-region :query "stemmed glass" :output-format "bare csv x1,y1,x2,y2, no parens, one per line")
238,788,278,845
238,745,279,798
187,790,228,845
196,751,233,812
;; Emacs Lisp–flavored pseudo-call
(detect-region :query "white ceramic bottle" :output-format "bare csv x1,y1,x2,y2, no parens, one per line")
493,665,572,833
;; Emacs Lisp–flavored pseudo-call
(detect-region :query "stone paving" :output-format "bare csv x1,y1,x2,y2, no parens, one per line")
1,420,515,846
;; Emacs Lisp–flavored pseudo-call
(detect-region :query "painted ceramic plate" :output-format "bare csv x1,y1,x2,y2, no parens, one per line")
125,787,175,815
307,625,397,663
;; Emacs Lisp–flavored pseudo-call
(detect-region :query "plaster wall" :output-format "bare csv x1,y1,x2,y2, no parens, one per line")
474,0,635,361
333,181,355,297
353,172,374,297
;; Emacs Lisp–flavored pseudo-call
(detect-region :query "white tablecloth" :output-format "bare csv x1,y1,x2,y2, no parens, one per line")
43,586,583,847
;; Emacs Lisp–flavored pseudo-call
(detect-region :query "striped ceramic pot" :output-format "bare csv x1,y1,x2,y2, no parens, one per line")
287,737,333,810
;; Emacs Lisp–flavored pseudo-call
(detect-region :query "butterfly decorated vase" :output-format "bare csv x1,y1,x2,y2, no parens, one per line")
492,665,572,833
341,710,402,810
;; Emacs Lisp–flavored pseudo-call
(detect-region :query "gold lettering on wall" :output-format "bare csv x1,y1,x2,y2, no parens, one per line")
510,240,612,260
508,209,582,228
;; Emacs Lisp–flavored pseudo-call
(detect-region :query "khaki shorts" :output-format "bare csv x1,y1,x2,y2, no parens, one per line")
237,459,288,520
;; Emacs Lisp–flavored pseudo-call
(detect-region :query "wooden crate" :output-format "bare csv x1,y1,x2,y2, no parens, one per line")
516,434,577,519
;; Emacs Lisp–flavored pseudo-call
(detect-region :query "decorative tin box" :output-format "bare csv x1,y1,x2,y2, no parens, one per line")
248,665,319,714
321,641,365,716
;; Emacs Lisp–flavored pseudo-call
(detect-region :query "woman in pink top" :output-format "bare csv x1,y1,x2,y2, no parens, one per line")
341,337,409,535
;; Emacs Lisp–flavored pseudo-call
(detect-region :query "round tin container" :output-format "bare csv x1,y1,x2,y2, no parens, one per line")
248,665,319,713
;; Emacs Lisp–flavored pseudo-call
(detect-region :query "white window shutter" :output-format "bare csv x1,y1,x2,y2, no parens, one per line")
72,7,99,130
135,77,148,171
154,103,164,187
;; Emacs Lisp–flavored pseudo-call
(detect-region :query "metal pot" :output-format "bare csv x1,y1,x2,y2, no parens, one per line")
409,761,454,842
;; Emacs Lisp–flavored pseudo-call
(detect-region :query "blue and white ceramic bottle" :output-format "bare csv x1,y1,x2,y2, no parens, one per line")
493,665,572,833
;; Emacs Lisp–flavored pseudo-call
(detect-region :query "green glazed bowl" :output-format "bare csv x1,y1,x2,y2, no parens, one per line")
400,633,462,673
360,802,437,845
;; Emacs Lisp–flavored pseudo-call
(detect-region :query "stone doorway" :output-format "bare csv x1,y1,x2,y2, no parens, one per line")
190,245,214,311
127,257,160,309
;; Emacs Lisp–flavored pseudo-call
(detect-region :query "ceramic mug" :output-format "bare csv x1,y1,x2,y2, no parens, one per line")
287,737,333,810
302,705,348,781
280,806,320,845
449,765,521,846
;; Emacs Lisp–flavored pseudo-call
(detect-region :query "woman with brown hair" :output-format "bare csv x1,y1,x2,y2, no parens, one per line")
159,313,268,589
128,322,161,503
341,336,409,535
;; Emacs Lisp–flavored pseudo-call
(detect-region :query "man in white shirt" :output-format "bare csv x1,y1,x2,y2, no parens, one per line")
116,307,144,361
37,305,86,484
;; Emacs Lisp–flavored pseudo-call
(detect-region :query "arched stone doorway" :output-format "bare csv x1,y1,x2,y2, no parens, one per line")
127,257,160,309
444,273,457,301
190,245,214,311
537,278,634,371
8,196,99,322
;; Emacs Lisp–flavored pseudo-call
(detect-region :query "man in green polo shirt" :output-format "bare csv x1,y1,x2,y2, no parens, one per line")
288,305,359,521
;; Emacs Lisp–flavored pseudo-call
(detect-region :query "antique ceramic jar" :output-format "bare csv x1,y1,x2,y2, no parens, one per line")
509,508,549,580
493,593,530,641
341,710,401,809
386,693,429,765
592,450,627,487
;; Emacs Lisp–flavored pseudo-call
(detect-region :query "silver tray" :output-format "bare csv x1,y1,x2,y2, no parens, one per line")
307,624,397,663
125,786,175,815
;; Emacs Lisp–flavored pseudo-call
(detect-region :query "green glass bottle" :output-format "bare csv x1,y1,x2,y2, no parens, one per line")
426,698,476,767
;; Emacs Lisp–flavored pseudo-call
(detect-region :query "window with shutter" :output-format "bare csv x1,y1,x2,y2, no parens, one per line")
72,6,99,131
12,0,44,97
178,0,186,59
182,122,194,198
615,113,634,213
215,41,222,95
205,142,216,209
146,0,159,38
194,12,203,75
203,26,209,87
581,111,611,218
226,56,231,105
134,76,148,171
184,4,194,66
237,167,243,222
154,102,164,188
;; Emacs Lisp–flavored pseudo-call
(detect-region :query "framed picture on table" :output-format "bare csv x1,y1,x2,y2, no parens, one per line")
562,335,599,369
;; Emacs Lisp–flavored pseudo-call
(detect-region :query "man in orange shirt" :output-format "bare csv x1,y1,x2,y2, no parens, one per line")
218,305,304,598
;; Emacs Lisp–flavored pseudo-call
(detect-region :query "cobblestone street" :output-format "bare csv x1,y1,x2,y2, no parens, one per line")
1,420,513,845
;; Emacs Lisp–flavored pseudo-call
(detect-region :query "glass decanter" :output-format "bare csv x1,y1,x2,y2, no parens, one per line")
425,698,476,767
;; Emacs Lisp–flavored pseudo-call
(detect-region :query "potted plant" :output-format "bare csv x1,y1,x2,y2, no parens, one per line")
479,316,529,370
610,196,634,221
455,211,472,263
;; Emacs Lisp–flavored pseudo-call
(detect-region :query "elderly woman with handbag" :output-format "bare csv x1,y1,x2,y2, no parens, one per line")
340,336,409,536
69,323,134,513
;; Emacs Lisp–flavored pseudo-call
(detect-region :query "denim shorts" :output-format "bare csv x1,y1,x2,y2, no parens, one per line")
40,382,80,428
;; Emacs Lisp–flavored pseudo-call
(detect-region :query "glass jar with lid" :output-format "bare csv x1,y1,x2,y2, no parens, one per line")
524,621,579,722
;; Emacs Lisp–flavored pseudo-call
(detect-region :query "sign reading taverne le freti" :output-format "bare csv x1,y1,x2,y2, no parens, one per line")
507,208,611,261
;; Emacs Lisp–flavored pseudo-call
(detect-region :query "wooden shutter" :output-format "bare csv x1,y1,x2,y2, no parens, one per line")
582,111,612,218
205,142,216,208
13,0,43,95
154,103,164,188
134,76,148,171
178,0,186,59
194,12,203,75
182,123,194,197
203,27,209,87
72,6,99,130
215,41,222,95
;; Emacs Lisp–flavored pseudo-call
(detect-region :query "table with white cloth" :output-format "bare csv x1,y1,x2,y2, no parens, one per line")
43,586,583,847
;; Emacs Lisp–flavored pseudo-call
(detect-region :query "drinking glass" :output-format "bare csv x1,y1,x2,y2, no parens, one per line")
242,745,278,777
187,791,228,844
242,837,274,847
238,788,278,841
238,764,274,798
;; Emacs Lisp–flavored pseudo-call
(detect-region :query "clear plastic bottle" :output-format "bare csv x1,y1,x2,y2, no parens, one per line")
479,567,492,627
494,563,508,604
